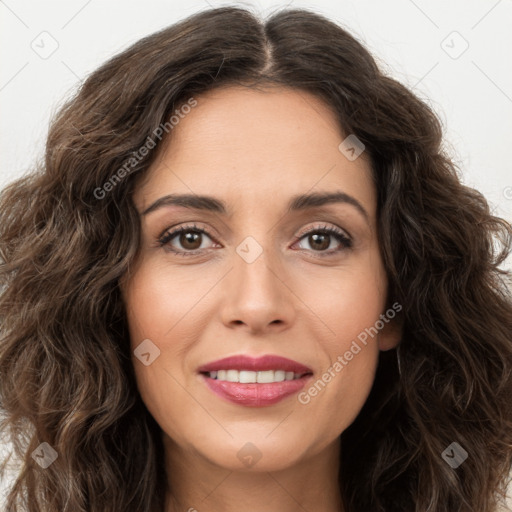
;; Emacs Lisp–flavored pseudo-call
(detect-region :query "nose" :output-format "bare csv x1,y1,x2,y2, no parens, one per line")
219,242,296,335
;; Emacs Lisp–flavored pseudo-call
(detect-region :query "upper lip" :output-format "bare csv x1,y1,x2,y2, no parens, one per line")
197,355,313,374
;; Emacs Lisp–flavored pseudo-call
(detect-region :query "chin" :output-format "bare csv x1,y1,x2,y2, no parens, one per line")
191,433,311,472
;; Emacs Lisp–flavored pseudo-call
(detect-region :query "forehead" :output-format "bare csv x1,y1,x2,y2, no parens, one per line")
134,86,375,219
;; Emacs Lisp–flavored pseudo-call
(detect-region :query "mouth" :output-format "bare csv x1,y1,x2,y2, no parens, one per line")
197,355,313,407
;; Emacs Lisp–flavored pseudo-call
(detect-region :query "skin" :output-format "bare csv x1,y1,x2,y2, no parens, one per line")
120,85,402,512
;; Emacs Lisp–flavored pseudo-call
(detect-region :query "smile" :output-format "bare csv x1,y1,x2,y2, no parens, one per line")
197,354,314,407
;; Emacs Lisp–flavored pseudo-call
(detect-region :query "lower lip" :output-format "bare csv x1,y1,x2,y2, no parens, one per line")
200,373,312,407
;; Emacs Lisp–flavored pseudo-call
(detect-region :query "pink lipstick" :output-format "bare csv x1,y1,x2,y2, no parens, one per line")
198,355,313,407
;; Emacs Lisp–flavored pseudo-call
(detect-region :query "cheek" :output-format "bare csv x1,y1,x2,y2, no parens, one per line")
294,253,386,432
298,317,379,444
295,250,387,352
121,260,218,428
122,256,217,342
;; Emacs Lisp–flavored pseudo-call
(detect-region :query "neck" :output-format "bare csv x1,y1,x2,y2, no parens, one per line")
163,434,344,512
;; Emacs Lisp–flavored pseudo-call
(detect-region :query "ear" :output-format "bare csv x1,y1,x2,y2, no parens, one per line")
377,306,404,351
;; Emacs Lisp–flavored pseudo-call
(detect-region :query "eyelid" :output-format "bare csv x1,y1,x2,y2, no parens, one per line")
293,222,352,241
157,222,216,248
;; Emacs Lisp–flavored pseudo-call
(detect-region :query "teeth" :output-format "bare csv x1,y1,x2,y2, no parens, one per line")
207,370,305,383
226,370,238,382
274,370,286,382
257,370,275,383
239,371,256,383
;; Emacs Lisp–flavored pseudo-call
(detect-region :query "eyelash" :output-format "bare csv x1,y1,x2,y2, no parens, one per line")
157,222,353,258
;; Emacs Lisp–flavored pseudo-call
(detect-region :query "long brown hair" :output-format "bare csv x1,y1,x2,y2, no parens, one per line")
1,6,511,511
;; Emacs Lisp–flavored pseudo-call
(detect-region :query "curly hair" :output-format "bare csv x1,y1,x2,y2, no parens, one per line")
1,6,511,512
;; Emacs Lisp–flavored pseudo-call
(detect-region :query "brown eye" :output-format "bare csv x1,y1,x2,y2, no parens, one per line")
294,226,352,254
307,233,331,251
178,231,203,250
158,224,216,255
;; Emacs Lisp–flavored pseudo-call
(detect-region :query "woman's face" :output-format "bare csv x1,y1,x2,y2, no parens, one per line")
120,85,400,472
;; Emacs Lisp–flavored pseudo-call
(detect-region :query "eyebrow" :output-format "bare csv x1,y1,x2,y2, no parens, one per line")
141,191,369,222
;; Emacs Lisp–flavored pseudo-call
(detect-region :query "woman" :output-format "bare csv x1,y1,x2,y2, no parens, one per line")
1,6,511,512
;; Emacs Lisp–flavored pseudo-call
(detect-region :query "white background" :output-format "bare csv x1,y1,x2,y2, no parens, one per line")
1,0,511,508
